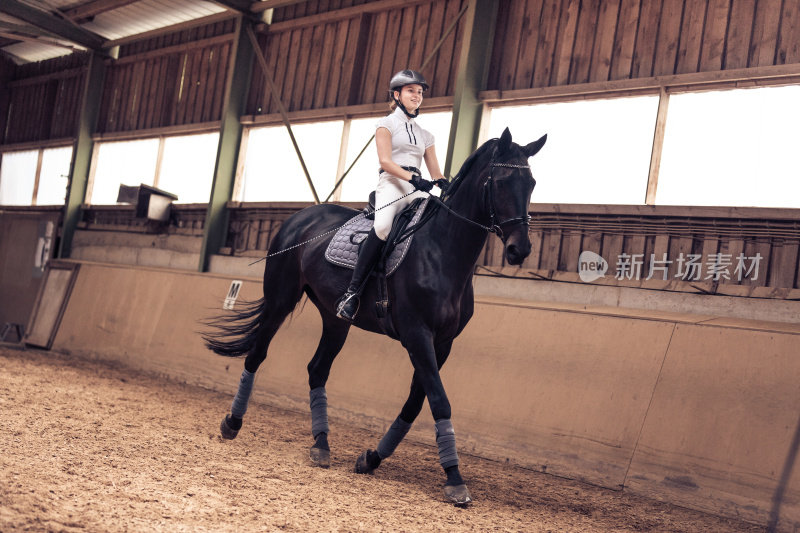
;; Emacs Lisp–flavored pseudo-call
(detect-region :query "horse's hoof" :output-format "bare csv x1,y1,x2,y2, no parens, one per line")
444,484,472,507
220,415,239,440
310,446,330,468
354,450,375,475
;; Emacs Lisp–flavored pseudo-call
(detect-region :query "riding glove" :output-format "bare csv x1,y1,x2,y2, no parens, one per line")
410,173,433,193
434,178,450,191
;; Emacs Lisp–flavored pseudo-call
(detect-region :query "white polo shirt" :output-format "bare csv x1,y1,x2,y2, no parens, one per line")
375,107,435,172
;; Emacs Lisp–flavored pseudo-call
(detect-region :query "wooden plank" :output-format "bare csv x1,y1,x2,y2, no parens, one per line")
724,238,745,285
749,0,781,67
532,0,563,87
421,0,446,77
151,56,169,128
699,0,730,71
675,0,706,74
336,17,361,107
263,0,433,30
726,0,756,69
494,0,526,90
486,0,510,90
776,0,800,64
407,2,430,70
645,87,669,205
203,45,223,122
379,8,404,98
313,23,337,109
700,237,720,280
559,231,584,272
552,0,580,85
514,0,545,89
361,11,387,103
589,0,620,83
631,0,662,77
768,241,799,288
126,61,146,131
652,0,683,76
524,229,544,270
541,229,563,271
602,233,624,279
445,0,465,95
569,0,600,84
301,23,327,109
193,46,213,124
281,28,304,111
269,31,292,113
184,48,204,124
393,4,416,74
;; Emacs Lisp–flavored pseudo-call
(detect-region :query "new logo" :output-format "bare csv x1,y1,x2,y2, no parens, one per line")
578,251,608,282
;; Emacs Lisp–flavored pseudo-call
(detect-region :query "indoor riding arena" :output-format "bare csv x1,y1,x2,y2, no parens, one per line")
1,1,798,532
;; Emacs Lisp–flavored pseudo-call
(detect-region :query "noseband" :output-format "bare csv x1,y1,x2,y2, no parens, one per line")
484,161,533,239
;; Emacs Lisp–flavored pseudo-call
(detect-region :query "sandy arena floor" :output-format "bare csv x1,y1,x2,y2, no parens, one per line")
0,346,765,532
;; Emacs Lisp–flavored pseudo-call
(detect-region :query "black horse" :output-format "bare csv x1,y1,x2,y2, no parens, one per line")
204,127,546,505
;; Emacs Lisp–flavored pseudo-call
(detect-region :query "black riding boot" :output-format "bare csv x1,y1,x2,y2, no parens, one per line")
336,229,385,322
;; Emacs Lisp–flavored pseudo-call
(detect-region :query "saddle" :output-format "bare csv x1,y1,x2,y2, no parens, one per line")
325,194,429,276
325,194,430,329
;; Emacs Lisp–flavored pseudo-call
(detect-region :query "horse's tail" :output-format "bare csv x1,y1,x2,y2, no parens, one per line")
202,298,268,357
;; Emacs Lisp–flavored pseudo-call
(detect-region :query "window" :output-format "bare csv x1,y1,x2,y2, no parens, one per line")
89,133,219,204
90,138,159,204
240,121,344,202
0,147,73,206
486,96,659,205
0,150,37,205
656,85,800,208
36,147,73,205
158,133,219,204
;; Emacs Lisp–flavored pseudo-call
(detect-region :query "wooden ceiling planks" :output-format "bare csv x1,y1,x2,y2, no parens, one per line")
488,0,800,93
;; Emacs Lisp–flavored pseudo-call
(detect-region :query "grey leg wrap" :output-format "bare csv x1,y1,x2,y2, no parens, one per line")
435,418,460,469
376,416,413,459
309,387,329,437
230,368,255,419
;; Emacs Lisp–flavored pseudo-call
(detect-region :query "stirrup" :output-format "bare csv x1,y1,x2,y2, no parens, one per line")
336,291,360,321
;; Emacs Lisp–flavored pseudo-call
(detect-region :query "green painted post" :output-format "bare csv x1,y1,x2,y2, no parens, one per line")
58,51,105,258
443,0,499,178
198,17,254,272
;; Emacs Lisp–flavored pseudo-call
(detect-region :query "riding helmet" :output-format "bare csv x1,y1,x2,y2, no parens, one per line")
389,70,429,93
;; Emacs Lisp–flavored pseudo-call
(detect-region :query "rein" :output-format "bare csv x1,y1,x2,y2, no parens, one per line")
249,158,532,265
432,161,532,238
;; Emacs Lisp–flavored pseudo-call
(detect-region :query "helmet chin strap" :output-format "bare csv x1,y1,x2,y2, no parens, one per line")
392,95,419,118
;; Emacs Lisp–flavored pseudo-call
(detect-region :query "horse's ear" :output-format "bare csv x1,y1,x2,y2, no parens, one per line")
522,134,547,157
497,127,512,155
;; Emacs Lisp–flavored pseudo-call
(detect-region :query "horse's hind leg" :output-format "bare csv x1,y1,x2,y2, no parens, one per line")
220,282,304,440
306,311,350,468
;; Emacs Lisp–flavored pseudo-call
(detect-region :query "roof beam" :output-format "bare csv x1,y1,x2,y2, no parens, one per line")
210,0,255,14
62,0,140,21
0,0,105,50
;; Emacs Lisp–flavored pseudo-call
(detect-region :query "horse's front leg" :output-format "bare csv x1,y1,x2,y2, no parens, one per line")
355,337,470,506
306,312,350,468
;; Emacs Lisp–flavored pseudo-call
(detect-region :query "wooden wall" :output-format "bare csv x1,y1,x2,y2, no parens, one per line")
1,53,88,145
180,202,800,297
246,0,467,115
488,0,800,91
96,18,237,134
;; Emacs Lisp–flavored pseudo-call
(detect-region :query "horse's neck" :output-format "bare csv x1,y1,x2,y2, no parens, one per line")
429,177,492,278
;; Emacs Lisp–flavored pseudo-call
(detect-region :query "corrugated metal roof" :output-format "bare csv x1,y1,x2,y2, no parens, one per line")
82,0,226,40
1,0,230,64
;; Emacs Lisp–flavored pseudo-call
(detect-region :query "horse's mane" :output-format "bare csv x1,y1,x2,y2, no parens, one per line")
441,138,498,203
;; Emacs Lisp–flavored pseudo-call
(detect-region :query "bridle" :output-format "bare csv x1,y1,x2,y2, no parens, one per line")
433,159,533,239
484,161,533,238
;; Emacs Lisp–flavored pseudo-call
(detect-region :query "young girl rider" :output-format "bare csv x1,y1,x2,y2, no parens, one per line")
336,70,446,321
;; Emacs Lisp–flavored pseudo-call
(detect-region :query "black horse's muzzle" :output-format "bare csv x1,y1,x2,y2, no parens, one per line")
502,223,532,265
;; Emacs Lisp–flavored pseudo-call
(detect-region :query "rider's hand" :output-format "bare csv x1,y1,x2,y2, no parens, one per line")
410,173,433,193
434,178,449,191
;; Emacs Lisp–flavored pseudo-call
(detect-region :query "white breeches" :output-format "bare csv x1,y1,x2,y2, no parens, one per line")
373,173,426,241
